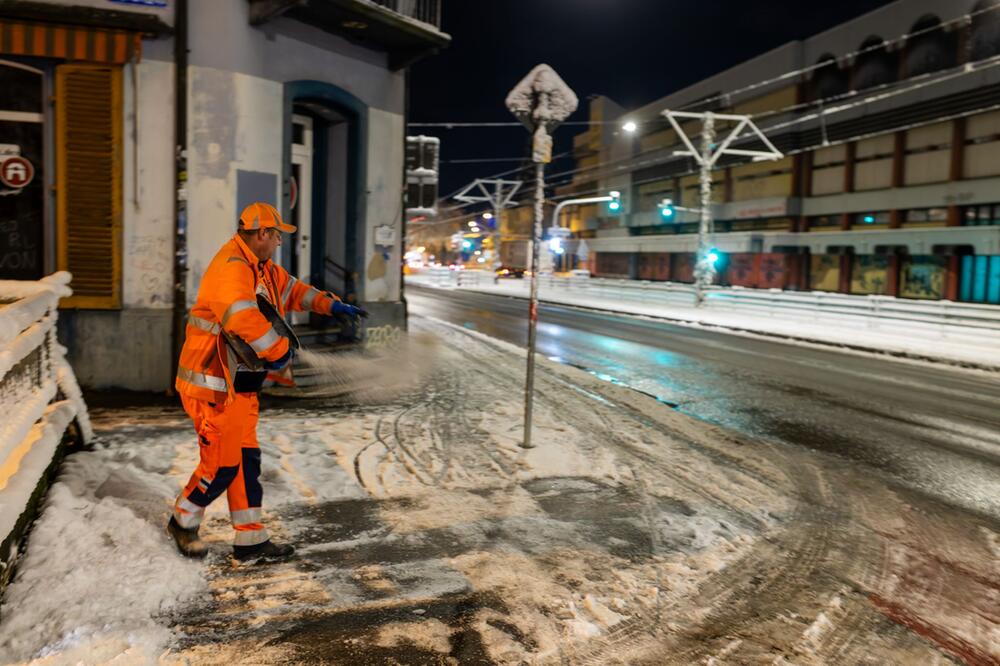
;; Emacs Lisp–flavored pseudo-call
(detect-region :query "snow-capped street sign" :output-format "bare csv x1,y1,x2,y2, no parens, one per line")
505,64,578,135
506,64,578,449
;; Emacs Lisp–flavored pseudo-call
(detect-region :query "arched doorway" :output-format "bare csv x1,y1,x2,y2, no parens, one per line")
283,80,369,305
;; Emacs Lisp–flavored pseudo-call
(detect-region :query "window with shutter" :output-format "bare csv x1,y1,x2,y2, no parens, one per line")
56,64,123,309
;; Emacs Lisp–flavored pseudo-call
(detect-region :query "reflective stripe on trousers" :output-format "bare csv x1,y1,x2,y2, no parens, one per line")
230,508,262,526
174,497,205,529
233,527,269,546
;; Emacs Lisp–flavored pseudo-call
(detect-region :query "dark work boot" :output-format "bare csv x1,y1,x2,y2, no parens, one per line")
232,539,295,564
167,516,208,559
233,539,295,564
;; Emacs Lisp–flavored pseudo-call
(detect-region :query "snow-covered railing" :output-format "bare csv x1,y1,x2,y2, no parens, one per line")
0,272,91,595
409,269,1000,343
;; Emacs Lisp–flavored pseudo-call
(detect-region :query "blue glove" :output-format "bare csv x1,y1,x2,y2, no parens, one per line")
264,348,293,371
331,301,369,319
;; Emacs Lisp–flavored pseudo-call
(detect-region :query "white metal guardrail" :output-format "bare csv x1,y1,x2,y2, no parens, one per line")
0,272,91,595
412,268,1000,342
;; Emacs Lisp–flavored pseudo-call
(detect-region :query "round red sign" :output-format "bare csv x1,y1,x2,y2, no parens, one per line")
0,156,34,189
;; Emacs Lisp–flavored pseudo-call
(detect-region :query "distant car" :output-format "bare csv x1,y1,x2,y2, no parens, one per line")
495,265,525,278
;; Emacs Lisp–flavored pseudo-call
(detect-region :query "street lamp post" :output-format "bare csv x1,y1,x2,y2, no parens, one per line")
548,194,617,271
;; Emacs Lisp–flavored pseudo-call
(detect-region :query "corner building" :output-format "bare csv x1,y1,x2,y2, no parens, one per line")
0,0,448,390
558,0,1000,304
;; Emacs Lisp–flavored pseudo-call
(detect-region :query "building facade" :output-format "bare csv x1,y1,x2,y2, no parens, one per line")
555,0,1000,305
0,0,448,390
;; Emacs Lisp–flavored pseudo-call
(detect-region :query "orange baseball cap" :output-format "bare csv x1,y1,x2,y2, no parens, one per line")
238,202,297,233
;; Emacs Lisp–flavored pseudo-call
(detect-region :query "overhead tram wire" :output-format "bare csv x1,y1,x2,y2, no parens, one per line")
539,55,1000,191
443,61,1000,220
668,2,1000,114
421,52,999,229
412,5,1000,140
419,5,1000,223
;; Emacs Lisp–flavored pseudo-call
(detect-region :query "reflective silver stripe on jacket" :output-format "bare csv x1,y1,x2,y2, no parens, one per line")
177,367,227,393
231,508,262,525
301,286,321,310
281,276,297,306
249,327,280,353
233,527,270,546
221,299,258,326
188,314,221,335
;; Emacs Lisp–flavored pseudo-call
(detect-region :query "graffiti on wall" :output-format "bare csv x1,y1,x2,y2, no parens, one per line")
850,255,889,295
901,257,945,300
127,232,173,306
810,255,840,292
364,324,402,351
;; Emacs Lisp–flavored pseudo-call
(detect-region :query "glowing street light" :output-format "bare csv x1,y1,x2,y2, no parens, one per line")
482,212,493,220
622,121,638,133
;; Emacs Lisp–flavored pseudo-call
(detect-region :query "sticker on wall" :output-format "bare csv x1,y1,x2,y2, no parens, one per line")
289,175,298,211
0,154,34,193
374,224,396,247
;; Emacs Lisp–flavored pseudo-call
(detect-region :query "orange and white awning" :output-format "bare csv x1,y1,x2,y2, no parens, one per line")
0,20,141,64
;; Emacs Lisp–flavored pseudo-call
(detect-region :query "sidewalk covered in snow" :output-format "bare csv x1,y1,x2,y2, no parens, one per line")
0,318,995,665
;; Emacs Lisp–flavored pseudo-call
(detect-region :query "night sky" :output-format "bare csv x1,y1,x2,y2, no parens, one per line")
409,0,894,197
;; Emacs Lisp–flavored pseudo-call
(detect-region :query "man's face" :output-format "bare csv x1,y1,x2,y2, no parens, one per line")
257,228,282,261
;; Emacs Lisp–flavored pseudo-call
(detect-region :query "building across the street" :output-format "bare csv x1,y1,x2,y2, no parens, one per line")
549,0,1000,305
0,0,449,390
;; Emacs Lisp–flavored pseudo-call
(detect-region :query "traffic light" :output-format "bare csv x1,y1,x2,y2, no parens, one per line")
706,248,721,266
658,198,675,220
462,239,473,250
608,190,621,213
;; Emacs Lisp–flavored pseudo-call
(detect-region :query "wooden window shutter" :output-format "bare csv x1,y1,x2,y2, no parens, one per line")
56,64,123,309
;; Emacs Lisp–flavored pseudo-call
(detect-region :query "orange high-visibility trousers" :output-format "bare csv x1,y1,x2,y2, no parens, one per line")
173,393,269,547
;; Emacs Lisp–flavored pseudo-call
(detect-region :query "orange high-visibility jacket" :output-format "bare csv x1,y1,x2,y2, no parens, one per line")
176,234,339,403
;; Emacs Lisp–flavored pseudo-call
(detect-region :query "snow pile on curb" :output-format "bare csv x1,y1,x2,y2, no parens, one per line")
0,418,205,664
1,272,92,581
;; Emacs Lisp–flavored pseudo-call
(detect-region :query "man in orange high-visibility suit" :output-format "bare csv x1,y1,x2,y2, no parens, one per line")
168,202,367,563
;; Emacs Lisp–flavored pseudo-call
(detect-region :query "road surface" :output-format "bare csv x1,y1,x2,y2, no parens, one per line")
407,284,1000,524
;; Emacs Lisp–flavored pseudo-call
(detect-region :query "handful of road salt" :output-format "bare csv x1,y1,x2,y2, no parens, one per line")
291,333,437,402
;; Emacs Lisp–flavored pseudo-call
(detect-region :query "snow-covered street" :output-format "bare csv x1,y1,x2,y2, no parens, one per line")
0,317,997,665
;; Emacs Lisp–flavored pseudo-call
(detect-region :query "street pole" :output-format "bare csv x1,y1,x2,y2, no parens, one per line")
662,109,783,307
506,64,578,449
493,182,503,270
453,177,523,270
523,161,544,448
695,112,716,307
